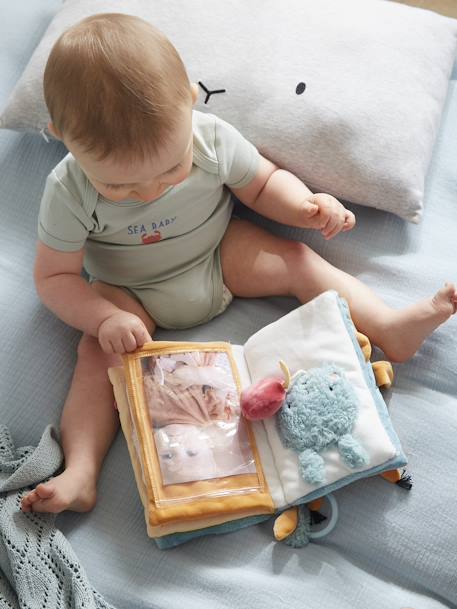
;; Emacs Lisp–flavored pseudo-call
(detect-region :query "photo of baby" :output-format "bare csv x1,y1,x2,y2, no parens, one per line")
142,351,256,485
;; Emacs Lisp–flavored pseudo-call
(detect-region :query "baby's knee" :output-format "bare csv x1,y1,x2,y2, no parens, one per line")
283,240,316,273
280,241,329,293
286,240,327,273
287,240,308,258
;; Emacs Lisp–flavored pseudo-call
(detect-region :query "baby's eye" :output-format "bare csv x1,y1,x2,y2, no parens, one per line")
165,162,183,176
105,183,128,190
186,449,198,457
160,452,174,460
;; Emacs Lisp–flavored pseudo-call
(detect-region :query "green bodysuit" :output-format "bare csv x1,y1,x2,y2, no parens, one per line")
38,110,260,329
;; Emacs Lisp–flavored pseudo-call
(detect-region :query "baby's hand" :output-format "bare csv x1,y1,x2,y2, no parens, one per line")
97,311,152,354
301,193,356,239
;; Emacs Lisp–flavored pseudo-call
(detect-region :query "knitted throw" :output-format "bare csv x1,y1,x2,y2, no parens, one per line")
0,425,115,609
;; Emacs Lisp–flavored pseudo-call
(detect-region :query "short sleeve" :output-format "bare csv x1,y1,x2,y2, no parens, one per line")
214,116,260,188
38,170,94,252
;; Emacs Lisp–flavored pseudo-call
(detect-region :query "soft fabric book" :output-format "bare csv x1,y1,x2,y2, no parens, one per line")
108,290,407,548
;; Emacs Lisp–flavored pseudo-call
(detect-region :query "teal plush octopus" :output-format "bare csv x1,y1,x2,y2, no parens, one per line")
277,363,369,485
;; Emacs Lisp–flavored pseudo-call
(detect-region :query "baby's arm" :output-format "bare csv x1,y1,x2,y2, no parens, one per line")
231,156,355,240
34,241,151,353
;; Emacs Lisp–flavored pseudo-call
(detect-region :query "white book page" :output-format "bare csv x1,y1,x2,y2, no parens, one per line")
232,344,285,508
241,292,397,506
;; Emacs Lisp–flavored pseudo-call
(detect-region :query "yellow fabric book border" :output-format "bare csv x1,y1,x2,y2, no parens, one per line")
121,341,274,529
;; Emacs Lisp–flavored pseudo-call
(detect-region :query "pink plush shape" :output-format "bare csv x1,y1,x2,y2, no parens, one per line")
240,377,286,421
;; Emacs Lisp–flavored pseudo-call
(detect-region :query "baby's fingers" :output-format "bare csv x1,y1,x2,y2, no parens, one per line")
322,224,343,240
114,333,141,354
303,200,319,218
322,223,344,240
321,210,345,240
132,325,152,349
121,332,139,353
342,210,356,231
99,336,115,355
111,336,129,354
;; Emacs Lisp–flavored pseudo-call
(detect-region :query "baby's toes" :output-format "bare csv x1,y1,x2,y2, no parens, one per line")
21,482,56,512
451,293,457,313
444,283,457,312
433,283,456,311
34,482,55,500
21,489,39,512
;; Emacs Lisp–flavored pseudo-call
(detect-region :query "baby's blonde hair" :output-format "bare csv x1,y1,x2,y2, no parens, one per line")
44,13,192,164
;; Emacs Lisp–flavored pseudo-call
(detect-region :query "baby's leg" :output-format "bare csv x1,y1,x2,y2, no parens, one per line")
21,282,155,514
221,219,456,362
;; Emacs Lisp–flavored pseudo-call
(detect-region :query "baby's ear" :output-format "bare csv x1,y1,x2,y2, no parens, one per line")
47,122,62,140
191,82,199,105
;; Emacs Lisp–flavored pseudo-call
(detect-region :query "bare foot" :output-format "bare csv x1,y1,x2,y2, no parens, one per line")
378,284,457,363
21,468,97,514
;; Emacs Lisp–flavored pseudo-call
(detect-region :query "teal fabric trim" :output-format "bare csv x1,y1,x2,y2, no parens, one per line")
153,514,270,549
336,293,407,465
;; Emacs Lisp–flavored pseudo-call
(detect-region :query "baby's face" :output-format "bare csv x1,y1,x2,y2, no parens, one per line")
155,424,216,483
59,104,194,203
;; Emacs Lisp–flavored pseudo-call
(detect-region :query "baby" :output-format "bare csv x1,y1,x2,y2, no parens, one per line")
21,13,457,514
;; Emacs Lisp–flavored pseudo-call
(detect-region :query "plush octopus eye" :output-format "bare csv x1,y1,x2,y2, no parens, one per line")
296,82,306,95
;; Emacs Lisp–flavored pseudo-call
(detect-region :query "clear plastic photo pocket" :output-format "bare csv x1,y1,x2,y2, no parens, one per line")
122,342,271,514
